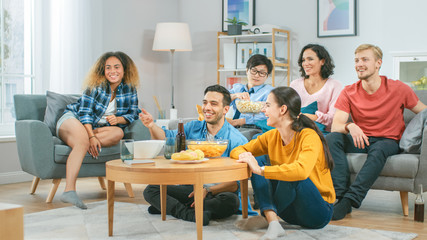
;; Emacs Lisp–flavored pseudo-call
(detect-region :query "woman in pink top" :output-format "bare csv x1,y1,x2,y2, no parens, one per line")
290,44,342,132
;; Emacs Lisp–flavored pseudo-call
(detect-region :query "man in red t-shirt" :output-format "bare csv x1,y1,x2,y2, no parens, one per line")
326,44,427,220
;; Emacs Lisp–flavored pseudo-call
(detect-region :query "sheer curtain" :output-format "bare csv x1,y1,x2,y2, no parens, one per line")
48,0,102,94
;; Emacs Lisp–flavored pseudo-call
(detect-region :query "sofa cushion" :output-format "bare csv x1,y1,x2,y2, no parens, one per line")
43,91,80,136
400,108,427,153
347,153,419,178
54,144,120,164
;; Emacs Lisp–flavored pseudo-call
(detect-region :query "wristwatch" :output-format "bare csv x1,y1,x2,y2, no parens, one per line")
205,186,212,194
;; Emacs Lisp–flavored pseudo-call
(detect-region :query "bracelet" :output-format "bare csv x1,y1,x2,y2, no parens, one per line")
344,122,353,132
260,166,265,176
89,135,96,139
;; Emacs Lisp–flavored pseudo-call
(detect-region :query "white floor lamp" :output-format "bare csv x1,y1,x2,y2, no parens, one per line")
152,22,192,119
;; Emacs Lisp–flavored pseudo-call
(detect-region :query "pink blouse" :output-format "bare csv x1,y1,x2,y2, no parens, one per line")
290,77,342,131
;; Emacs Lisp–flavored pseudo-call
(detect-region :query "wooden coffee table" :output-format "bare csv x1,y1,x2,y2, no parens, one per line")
106,158,250,240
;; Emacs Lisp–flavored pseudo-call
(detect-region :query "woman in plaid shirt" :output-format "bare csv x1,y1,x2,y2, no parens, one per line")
56,51,140,209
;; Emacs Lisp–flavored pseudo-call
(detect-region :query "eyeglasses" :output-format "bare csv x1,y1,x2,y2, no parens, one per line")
249,68,268,77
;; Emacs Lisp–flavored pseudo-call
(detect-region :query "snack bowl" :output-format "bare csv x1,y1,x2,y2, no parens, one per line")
134,140,165,159
186,139,229,158
235,99,265,113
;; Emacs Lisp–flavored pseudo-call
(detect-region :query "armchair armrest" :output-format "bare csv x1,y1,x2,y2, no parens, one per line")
15,120,56,179
415,127,427,193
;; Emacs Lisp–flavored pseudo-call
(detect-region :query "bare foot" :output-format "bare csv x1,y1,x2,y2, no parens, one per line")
235,215,268,230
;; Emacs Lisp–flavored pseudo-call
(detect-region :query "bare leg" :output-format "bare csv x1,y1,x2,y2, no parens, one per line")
93,126,124,147
58,119,90,209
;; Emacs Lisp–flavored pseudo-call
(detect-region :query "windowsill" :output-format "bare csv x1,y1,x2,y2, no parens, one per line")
0,136,16,142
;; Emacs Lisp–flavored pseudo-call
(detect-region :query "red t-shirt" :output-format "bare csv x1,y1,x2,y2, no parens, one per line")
335,76,419,140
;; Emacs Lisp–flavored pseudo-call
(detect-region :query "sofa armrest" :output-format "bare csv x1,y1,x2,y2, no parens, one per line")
15,120,56,179
123,120,151,141
415,127,427,193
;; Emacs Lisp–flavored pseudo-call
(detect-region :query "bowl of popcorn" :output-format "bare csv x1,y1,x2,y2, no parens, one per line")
235,100,265,113
186,139,229,158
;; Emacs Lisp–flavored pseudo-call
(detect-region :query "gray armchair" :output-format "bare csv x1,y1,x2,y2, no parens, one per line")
347,90,427,216
14,94,150,203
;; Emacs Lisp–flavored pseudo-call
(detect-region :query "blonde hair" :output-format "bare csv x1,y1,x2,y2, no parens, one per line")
355,44,383,60
83,51,140,90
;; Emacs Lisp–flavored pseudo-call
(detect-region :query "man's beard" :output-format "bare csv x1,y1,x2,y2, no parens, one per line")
205,113,223,125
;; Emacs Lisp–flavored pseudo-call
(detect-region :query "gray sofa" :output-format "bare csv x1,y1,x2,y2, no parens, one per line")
14,94,151,203
346,90,427,216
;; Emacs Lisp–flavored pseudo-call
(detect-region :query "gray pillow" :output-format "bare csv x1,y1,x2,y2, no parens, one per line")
400,108,427,153
43,91,80,136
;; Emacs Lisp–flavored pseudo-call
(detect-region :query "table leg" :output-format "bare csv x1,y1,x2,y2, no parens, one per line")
194,178,204,240
107,180,115,236
160,185,167,221
241,178,248,219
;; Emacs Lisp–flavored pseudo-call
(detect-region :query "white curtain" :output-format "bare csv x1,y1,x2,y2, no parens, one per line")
48,0,102,94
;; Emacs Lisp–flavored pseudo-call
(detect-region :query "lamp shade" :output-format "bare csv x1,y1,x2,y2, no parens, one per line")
152,22,192,52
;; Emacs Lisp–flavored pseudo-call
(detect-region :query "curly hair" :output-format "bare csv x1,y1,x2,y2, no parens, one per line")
84,51,140,90
298,44,335,79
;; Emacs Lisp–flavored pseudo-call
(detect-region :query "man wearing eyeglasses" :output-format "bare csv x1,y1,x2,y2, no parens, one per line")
228,54,274,132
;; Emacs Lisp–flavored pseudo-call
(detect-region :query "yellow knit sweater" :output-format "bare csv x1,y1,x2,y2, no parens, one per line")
230,128,336,204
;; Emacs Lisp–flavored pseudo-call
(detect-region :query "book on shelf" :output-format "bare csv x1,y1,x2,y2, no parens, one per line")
226,76,247,89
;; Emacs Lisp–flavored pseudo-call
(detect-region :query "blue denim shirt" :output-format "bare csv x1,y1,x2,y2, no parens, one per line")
165,119,257,215
164,119,248,156
65,82,140,129
229,83,274,124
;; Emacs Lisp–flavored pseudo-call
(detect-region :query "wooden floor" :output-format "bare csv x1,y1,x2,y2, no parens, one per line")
0,177,426,239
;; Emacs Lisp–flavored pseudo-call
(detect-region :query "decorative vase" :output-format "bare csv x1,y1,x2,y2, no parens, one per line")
228,24,242,35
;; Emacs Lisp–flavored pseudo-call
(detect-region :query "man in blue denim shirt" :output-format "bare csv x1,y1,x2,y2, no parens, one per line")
139,85,249,225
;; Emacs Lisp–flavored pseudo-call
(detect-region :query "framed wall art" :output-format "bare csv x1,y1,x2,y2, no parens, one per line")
222,0,255,32
317,0,357,37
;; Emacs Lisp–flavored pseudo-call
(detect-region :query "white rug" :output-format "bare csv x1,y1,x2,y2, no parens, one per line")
24,201,418,240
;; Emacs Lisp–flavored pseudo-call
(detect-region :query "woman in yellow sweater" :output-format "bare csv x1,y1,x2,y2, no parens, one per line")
231,86,335,239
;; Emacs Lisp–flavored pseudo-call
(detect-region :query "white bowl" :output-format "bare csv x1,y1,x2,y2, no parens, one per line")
134,140,165,159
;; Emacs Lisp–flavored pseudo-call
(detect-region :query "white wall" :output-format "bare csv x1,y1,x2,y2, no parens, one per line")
100,0,427,119
3,0,427,184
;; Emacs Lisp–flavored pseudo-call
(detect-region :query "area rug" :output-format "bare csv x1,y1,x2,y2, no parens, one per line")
24,201,417,240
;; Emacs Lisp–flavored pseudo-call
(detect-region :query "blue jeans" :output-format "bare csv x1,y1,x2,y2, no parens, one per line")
252,174,333,229
326,132,400,207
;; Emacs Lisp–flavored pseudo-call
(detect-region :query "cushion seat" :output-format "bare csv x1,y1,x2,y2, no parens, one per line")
54,144,120,164
347,153,420,179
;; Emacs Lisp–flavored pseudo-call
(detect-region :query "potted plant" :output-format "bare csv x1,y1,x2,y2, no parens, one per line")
225,17,248,35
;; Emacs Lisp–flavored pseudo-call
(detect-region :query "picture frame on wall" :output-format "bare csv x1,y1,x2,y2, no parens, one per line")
222,0,255,32
317,0,357,37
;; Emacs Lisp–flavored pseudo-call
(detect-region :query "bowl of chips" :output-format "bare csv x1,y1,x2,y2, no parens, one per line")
235,100,265,113
186,139,229,158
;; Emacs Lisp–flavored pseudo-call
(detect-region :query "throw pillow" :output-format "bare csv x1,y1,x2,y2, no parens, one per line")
300,101,328,135
400,108,427,153
43,91,80,136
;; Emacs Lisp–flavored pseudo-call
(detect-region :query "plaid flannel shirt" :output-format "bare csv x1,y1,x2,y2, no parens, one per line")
65,82,140,129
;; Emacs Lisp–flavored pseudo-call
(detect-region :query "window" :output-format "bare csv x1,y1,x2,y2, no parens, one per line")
0,0,33,136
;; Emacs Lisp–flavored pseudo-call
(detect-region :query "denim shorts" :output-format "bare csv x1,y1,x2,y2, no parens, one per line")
56,111,78,136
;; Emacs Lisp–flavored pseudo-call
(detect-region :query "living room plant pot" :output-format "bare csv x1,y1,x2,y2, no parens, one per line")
228,24,242,35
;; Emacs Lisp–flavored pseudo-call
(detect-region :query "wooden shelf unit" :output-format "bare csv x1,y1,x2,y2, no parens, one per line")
216,28,290,87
